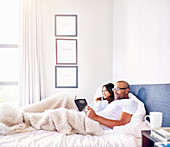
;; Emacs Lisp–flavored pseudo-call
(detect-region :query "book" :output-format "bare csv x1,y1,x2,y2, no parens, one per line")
151,127,170,142
74,99,88,111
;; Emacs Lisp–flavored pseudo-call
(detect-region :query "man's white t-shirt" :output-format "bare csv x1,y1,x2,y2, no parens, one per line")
97,99,138,121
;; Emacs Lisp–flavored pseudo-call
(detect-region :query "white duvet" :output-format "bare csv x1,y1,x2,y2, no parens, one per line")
0,92,103,136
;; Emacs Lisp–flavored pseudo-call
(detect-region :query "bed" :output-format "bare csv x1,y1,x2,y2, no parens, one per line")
0,83,170,147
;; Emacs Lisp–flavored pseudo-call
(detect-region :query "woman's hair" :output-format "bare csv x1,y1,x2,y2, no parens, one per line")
96,83,114,103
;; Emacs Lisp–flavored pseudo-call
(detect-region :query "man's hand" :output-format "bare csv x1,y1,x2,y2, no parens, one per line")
85,106,97,120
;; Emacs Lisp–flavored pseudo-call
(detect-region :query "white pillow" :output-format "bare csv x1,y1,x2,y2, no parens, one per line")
129,93,146,123
93,87,102,100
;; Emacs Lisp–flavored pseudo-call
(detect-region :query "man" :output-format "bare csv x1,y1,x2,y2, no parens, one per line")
86,81,138,129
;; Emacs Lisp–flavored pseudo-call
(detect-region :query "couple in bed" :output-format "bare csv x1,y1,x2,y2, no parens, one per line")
87,81,137,129
0,80,138,135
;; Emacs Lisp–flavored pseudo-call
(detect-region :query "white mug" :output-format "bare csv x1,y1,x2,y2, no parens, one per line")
144,112,163,129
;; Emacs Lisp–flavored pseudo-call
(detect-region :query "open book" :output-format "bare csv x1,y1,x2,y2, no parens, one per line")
74,98,88,111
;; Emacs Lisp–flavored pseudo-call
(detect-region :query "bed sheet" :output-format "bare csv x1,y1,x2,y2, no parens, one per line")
0,130,140,147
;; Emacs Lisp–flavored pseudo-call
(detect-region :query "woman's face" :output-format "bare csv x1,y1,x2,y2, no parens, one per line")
102,86,111,100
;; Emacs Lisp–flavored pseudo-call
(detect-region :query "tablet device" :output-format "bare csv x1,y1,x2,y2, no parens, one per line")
74,99,88,111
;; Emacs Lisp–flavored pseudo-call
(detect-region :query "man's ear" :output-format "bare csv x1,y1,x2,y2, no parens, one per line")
125,88,130,94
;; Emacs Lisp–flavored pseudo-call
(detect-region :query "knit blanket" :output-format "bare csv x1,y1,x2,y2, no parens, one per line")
0,92,103,136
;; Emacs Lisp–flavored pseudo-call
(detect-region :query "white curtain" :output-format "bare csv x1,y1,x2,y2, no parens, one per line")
18,0,44,106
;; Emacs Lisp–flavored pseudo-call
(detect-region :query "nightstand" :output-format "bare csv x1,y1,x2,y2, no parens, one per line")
142,130,161,147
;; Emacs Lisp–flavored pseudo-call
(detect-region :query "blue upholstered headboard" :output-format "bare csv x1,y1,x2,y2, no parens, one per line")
130,84,170,127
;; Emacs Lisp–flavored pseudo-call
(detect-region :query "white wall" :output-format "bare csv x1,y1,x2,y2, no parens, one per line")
41,0,170,101
113,0,170,84
41,0,113,101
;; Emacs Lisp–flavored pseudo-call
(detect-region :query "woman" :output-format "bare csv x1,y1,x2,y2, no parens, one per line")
90,83,114,112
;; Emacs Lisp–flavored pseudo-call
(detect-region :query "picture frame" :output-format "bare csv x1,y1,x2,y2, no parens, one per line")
56,39,77,64
55,66,78,88
55,15,77,37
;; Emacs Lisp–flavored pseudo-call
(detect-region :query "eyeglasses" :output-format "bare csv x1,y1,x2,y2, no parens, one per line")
113,88,128,92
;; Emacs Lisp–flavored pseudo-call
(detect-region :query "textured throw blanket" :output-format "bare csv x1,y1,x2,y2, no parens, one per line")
0,92,103,136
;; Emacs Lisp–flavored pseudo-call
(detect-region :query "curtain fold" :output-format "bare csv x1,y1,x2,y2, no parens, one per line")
18,0,44,106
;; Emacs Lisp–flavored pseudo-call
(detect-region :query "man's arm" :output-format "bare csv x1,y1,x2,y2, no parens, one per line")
85,106,132,129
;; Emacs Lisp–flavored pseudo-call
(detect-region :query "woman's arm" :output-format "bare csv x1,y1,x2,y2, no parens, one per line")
85,106,132,129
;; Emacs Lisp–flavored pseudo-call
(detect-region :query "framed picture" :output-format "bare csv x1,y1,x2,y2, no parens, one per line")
55,66,78,88
56,39,77,64
55,15,77,37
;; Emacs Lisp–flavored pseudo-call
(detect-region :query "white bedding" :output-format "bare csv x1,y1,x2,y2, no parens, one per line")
0,92,150,147
0,121,150,147
0,129,140,147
